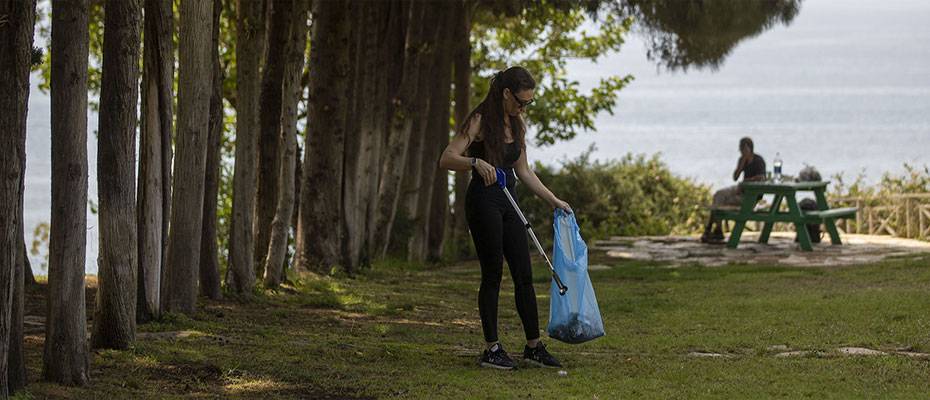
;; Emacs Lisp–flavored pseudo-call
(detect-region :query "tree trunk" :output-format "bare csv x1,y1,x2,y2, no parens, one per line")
165,0,213,315
227,0,267,293
227,0,267,294
92,0,141,351
20,241,34,287
7,216,24,393
8,31,33,392
365,0,409,265
264,0,308,287
423,6,458,263
406,6,454,261
253,0,291,274
0,1,35,396
373,0,437,259
295,0,349,273
451,0,474,260
199,0,223,300
43,0,90,385
138,0,174,322
342,0,390,271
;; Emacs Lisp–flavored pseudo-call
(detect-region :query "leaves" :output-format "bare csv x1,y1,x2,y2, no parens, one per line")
471,1,635,146
516,147,712,244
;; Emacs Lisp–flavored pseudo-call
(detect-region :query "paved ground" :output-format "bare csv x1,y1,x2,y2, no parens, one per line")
591,232,930,268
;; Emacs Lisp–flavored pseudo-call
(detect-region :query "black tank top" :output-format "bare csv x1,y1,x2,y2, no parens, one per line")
468,140,521,185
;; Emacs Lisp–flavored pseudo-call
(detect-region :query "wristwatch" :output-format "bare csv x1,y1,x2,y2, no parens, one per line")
470,157,477,168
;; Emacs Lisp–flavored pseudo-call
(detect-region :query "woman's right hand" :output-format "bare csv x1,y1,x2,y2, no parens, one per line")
474,158,497,186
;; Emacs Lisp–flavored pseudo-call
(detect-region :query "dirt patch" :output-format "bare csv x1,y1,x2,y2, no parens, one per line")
594,233,930,267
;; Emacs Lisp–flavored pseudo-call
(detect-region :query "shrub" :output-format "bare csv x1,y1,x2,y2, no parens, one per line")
515,148,711,244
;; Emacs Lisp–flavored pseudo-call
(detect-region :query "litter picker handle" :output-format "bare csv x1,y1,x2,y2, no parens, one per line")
496,168,507,189
496,168,568,296
553,272,567,296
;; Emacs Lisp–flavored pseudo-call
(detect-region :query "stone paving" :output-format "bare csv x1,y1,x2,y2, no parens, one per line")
592,232,930,267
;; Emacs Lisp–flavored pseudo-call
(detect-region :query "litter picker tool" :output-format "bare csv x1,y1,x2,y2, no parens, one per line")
495,168,568,296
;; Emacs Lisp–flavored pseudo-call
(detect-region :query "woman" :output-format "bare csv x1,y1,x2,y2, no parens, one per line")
439,67,571,370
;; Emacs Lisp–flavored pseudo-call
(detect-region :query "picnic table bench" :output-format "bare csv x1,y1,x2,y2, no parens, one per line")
711,181,857,251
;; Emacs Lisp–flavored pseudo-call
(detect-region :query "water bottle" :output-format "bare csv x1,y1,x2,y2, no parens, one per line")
773,152,783,182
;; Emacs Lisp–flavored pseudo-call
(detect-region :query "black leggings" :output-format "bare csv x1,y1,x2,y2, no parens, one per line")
465,176,539,343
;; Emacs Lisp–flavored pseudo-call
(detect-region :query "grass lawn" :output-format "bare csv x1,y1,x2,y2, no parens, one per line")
19,251,930,399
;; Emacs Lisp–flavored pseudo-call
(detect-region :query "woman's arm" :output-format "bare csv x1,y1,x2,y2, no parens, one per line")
514,149,572,212
732,157,748,182
438,115,478,171
438,114,498,186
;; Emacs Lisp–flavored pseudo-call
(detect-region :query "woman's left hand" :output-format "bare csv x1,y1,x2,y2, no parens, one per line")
551,198,572,214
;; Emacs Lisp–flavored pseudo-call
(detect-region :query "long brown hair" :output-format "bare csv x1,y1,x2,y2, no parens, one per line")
459,66,536,166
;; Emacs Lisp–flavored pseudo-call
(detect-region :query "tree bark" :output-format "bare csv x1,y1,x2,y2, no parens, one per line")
422,6,458,262
199,0,223,300
451,0,474,260
373,0,439,259
342,0,390,271
8,27,33,392
253,0,291,274
165,0,213,315
21,241,34,287
43,0,90,385
0,1,35,395
296,0,350,273
92,0,141,351
227,0,267,293
7,216,24,393
365,0,409,265
227,0,267,294
405,6,454,261
264,0,308,287
138,0,174,322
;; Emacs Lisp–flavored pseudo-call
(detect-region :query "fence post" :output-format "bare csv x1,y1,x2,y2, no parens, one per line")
856,199,862,234
905,197,911,238
868,206,874,235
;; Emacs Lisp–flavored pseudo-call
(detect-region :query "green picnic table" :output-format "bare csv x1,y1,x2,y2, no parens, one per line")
712,181,857,251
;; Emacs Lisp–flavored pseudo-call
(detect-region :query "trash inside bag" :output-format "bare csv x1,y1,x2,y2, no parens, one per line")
547,209,605,344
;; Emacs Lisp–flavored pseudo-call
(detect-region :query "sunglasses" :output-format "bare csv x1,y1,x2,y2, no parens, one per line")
508,89,534,109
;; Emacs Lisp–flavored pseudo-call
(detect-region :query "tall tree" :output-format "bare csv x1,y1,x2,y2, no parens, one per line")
199,0,223,300
264,0,309,287
373,0,436,259
165,0,213,314
0,1,35,395
227,0,267,293
254,0,290,274
341,0,391,271
138,0,174,322
406,4,455,262
92,0,141,350
43,0,91,385
423,5,459,262
295,0,350,273
450,0,474,260
365,0,409,266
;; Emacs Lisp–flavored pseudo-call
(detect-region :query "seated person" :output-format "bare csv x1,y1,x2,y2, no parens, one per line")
701,137,766,243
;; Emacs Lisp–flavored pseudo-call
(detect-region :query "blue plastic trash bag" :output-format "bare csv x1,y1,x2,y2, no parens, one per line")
547,209,605,344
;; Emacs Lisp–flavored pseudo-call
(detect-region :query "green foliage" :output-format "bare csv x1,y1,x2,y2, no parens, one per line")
619,0,802,71
29,222,50,272
829,164,930,200
471,1,635,146
35,0,106,109
516,148,711,243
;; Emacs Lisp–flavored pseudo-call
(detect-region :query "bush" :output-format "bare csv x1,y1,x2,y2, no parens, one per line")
515,148,711,244
829,164,930,200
